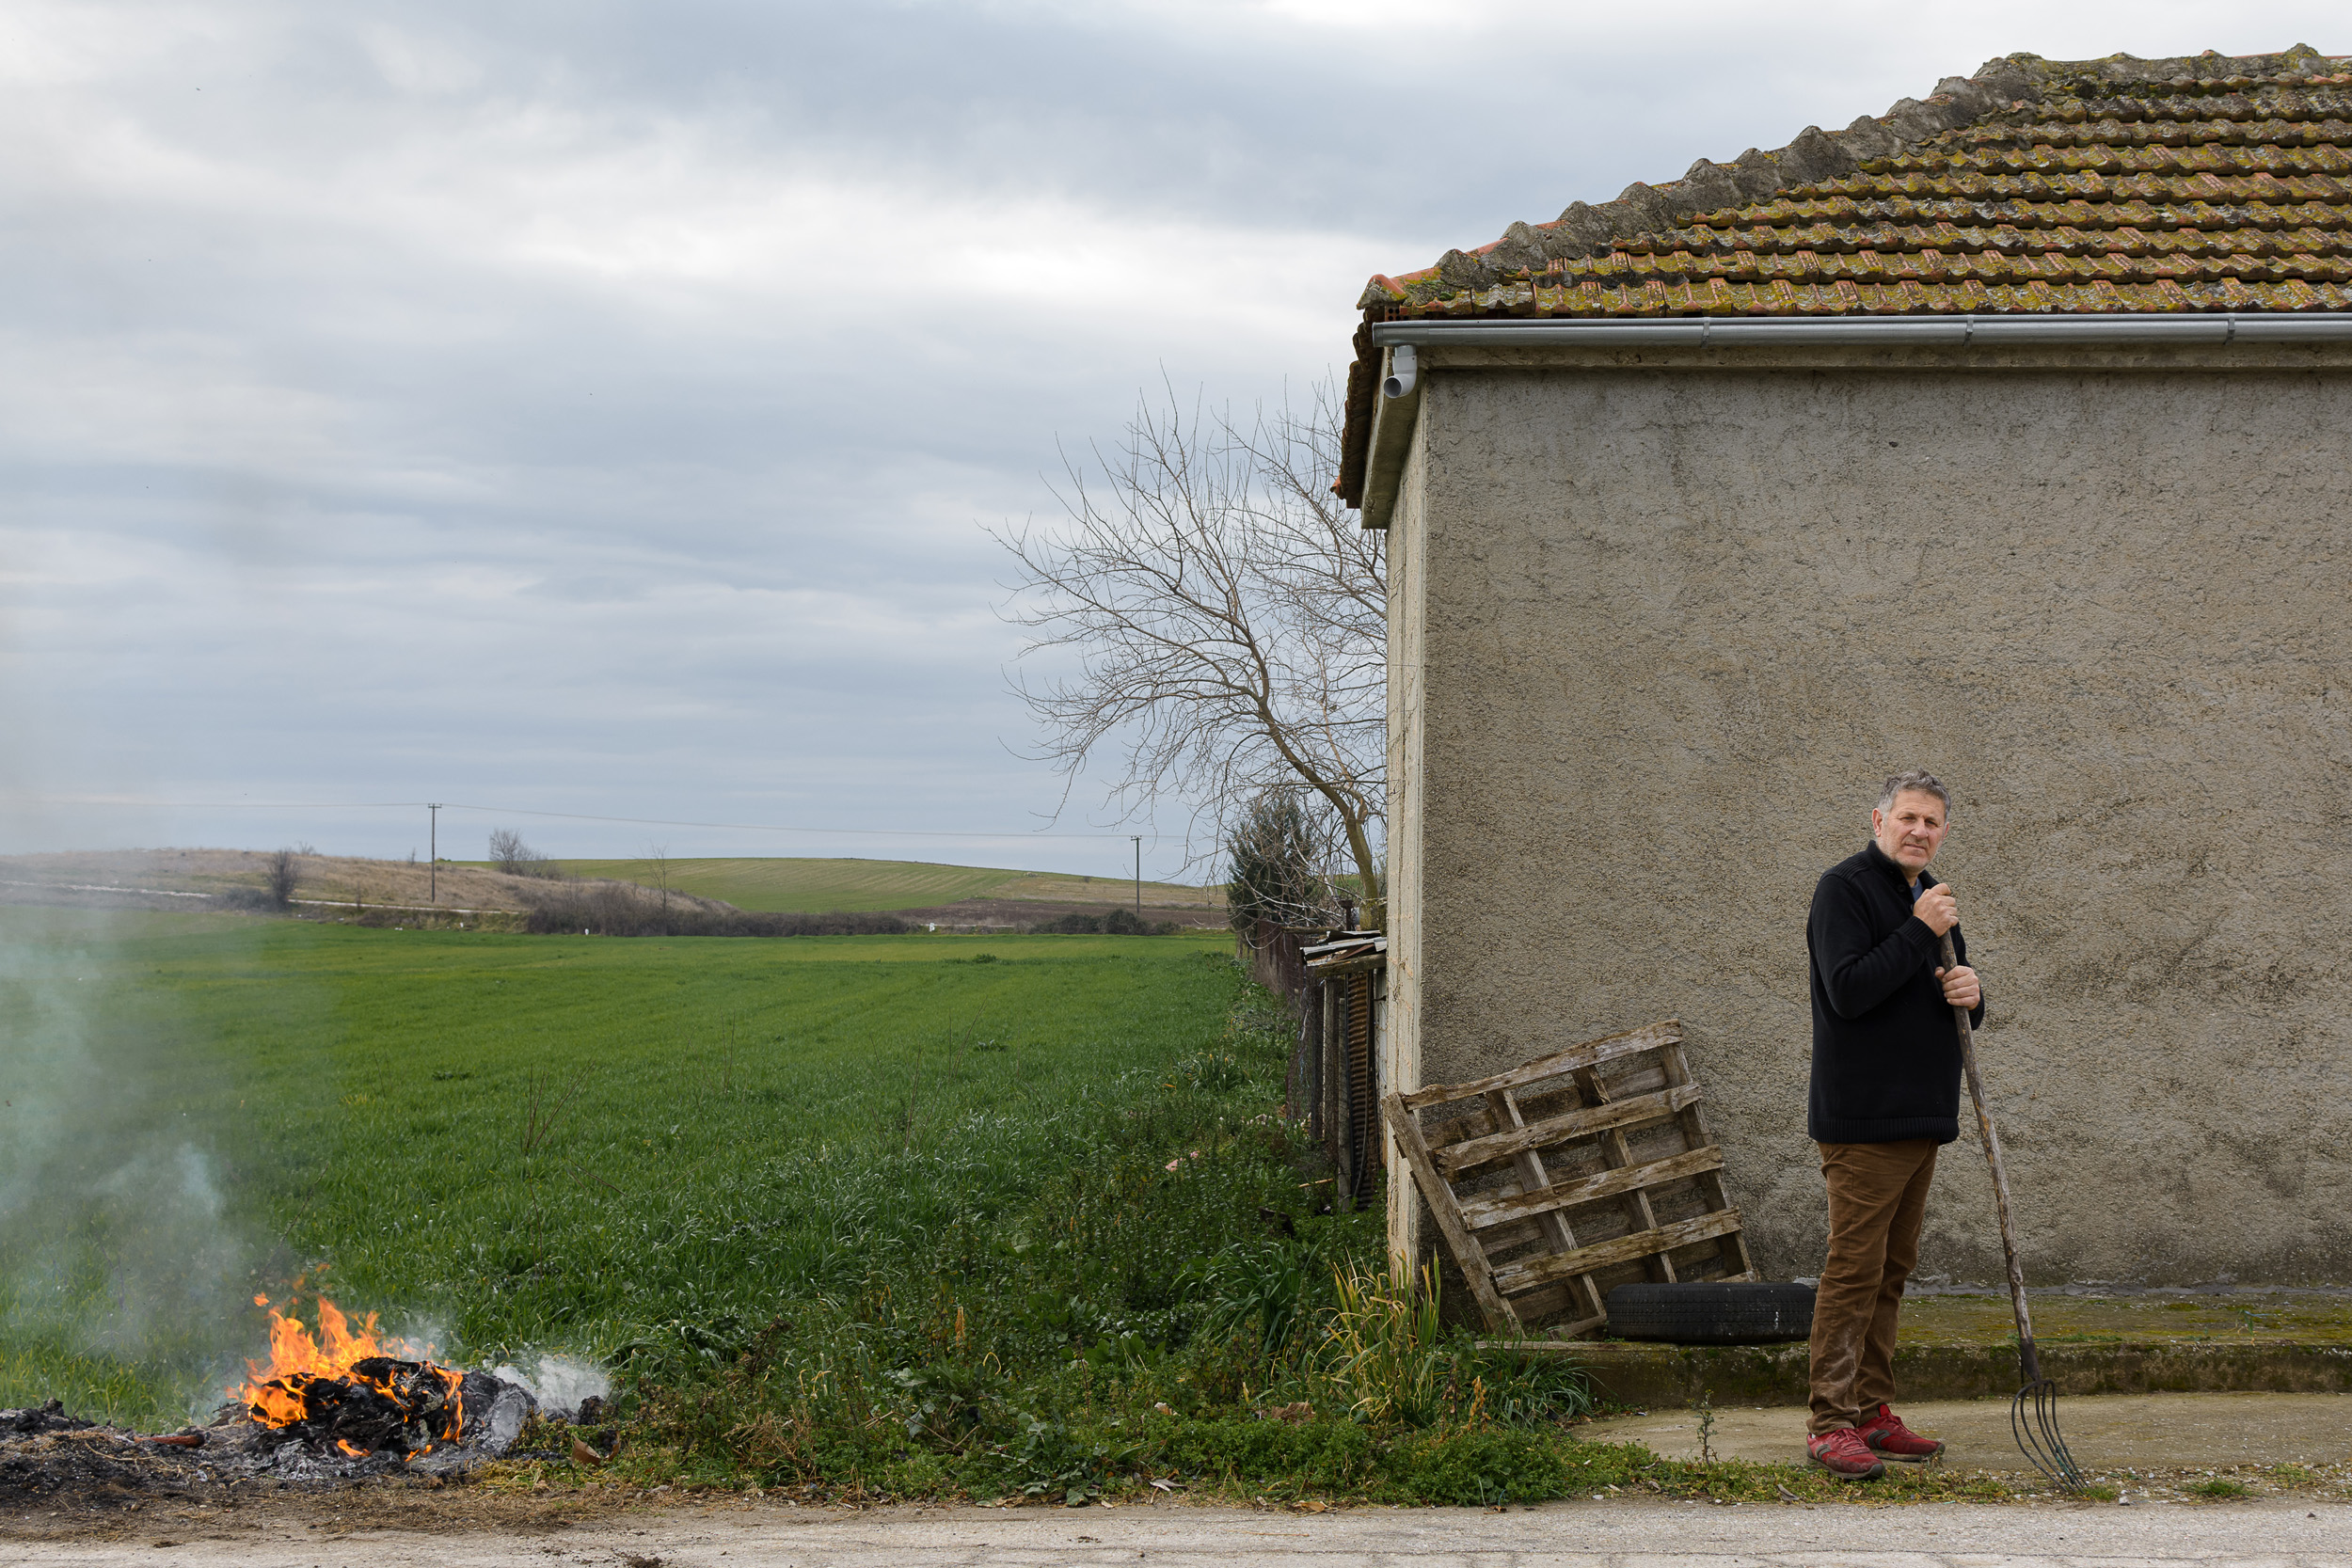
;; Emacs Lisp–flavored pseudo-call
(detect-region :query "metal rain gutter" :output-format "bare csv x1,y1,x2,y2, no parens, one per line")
1356,312,2352,528
1371,311,2352,349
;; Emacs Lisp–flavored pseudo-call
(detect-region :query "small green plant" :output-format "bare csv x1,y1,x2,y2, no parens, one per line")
1178,1051,1249,1093
2189,1476,2251,1498
1695,1387,1716,1464
1471,1351,1590,1428
1190,1240,1311,1354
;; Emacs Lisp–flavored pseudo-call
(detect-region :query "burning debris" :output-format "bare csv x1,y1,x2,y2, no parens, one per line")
252,1354,460,1460
1,1296,565,1516
234,1295,535,1476
0,1294,637,1530
242,1296,465,1459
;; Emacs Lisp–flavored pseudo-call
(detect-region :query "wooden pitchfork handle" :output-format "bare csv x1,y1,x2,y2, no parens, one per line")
1938,927,2044,1384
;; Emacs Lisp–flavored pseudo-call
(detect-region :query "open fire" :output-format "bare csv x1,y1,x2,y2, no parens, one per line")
0,1294,560,1509
237,1295,469,1461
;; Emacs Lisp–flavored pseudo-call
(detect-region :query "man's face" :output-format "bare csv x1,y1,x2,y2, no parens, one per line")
1871,789,1948,877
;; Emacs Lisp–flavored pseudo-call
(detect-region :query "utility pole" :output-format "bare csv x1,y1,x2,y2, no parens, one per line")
1132,835,1142,920
428,803,442,904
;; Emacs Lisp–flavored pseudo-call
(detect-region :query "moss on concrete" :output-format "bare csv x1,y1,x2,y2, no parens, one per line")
1548,1292,2352,1408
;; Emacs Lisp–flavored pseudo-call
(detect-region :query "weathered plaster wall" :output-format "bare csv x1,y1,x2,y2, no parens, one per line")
1404,364,2352,1286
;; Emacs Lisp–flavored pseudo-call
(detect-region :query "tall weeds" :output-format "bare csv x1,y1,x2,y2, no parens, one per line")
1313,1259,1449,1425
600,981,1590,1501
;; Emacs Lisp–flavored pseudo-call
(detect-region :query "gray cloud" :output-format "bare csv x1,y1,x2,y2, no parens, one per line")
2,0,2335,872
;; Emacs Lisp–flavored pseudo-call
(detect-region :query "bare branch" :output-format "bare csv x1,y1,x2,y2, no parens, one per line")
991,377,1387,925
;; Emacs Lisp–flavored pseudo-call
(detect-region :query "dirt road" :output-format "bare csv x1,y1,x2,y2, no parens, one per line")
8,1496,2350,1566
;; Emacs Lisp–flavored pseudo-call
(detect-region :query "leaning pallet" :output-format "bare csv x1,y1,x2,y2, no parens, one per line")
1380,1020,1756,1338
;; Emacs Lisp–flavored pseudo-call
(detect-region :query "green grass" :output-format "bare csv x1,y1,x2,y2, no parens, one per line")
0,908,1252,1423
521,857,1214,914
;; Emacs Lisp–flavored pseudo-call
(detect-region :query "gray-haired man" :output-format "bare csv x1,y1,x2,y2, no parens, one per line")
1801,769,1980,1479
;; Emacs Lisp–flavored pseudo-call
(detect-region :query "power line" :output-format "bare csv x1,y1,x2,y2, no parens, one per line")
436,800,1148,843
35,795,1151,843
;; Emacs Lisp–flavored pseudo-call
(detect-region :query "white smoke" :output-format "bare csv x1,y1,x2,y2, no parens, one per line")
485,1354,612,1418
0,902,271,1424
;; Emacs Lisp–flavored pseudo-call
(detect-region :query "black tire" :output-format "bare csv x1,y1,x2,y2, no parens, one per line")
1604,1282,1816,1344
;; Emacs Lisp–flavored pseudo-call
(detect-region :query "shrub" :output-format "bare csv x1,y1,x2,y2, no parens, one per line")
1158,1415,1376,1494
1374,1426,1568,1506
517,879,910,937
1029,908,1172,936
1226,790,1336,936
266,847,298,906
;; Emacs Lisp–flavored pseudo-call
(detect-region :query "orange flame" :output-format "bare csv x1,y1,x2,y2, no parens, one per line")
234,1295,458,1444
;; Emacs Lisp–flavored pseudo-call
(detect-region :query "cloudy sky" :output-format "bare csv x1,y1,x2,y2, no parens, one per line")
0,1,2332,879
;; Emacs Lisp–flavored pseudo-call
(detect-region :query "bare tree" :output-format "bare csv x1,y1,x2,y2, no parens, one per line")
647,844,671,911
487,829,528,874
265,848,298,908
488,829,558,879
994,378,1386,927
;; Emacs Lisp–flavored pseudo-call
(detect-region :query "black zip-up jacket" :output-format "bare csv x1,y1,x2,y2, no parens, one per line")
1806,841,1983,1144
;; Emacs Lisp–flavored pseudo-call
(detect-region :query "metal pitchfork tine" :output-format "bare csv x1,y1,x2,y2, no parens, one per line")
1938,926,2084,1492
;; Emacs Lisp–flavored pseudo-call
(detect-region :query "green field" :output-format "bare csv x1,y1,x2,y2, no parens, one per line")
531,856,1217,913
0,910,1265,1423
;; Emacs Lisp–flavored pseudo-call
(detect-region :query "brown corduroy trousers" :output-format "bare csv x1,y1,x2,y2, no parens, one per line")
1808,1137,1940,1435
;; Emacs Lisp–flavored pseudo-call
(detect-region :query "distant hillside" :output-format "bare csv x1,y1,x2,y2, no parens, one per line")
547,856,1223,916
0,849,1226,934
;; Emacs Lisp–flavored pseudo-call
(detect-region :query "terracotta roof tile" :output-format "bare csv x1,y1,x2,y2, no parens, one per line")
1361,50,2352,319
1338,46,2352,503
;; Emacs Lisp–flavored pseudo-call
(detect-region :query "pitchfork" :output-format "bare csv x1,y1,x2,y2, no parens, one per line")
1939,928,2084,1492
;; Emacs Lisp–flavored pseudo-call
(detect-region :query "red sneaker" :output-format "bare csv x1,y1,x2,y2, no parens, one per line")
1805,1427,1885,1480
1855,1402,1945,1462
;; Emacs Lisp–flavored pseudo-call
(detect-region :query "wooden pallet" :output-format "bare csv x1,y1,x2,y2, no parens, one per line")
1380,1020,1756,1338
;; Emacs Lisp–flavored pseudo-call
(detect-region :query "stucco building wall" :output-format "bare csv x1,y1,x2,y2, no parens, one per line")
1384,356,2352,1286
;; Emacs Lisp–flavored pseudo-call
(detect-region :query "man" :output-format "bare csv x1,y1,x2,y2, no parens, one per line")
1802,769,1981,1480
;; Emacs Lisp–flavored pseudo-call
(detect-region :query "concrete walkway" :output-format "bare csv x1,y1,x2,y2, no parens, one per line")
1580,1390,2352,1472
8,1496,2352,1566
1560,1291,2352,1407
